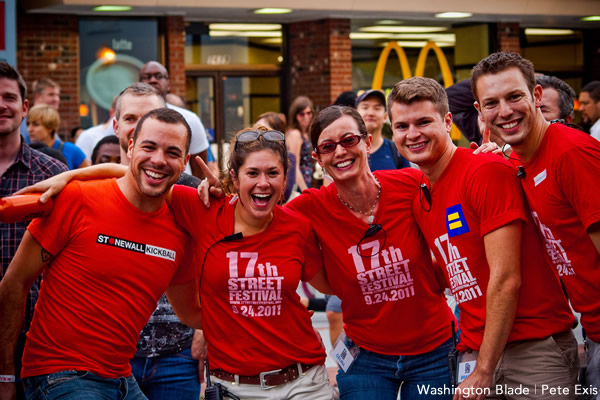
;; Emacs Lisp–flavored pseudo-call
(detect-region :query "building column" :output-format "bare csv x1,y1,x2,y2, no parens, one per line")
16,11,80,134
165,16,186,98
496,22,521,53
287,19,352,110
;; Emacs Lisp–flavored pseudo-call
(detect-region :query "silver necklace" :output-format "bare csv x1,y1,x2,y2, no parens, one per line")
337,176,381,225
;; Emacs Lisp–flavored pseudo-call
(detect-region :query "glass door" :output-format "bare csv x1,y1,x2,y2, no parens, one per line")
187,72,280,170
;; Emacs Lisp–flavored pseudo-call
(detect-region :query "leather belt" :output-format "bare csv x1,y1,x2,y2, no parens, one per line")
211,363,316,389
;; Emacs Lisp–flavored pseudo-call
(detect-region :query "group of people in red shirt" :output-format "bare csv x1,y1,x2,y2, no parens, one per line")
1,51,599,400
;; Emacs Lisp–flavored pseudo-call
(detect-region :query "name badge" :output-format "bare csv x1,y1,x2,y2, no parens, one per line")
534,169,547,187
330,331,359,373
457,350,478,384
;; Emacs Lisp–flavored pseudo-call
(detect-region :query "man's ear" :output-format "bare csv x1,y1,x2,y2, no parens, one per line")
21,99,29,121
533,84,543,108
113,118,119,137
474,100,482,116
127,138,134,158
445,112,453,133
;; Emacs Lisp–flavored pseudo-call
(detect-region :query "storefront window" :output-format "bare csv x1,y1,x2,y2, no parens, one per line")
185,22,282,65
79,18,158,128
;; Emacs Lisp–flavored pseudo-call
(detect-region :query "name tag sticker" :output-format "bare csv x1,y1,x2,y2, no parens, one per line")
457,350,478,384
330,331,358,373
458,360,477,383
534,169,547,187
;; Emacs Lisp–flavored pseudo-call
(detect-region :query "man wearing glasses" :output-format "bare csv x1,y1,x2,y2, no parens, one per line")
139,61,209,178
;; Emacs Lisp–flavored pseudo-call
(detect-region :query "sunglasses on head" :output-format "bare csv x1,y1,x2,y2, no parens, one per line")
234,130,285,151
315,134,363,154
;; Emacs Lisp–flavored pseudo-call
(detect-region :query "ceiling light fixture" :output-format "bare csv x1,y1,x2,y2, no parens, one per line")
254,8,292,14
93,5,132,11
376,20,402,25
525,28,575,35
360,26,447,33
209,31,282,38
435,12,472,19
209,23,281,31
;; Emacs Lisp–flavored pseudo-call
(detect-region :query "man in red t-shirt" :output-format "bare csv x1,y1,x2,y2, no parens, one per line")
472,51,600,398
388,77,577,400
0,108,202,400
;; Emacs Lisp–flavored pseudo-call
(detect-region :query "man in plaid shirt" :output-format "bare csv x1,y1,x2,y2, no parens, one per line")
0,62,68,399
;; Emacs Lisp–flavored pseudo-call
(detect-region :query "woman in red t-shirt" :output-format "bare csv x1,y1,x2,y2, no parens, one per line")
170,128,334,400
284,106,455,400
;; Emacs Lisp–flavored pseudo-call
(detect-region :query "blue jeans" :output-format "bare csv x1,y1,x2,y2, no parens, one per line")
24,371,147,400
130,347,200,400
336,337,453,400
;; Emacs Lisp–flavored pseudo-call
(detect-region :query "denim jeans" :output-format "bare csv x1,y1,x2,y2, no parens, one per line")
336,336,453,400
130,347,200,400
584,338,600,400
24,370,147,400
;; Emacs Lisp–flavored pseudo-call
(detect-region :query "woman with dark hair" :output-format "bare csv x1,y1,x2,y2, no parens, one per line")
286,96,314,191
285,105,455,400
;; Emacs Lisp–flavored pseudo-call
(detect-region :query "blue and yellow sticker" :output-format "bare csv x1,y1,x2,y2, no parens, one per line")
446,204,470,238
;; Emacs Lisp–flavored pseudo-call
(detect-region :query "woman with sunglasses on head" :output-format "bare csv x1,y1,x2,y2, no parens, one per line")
170,127,334,399
287,96,315,192
284,106,455,400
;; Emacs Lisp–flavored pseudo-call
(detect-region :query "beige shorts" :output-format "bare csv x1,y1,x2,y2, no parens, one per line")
210,364,335,400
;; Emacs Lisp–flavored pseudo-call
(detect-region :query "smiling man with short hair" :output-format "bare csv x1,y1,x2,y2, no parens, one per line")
0,108,202,400
473,52,600,397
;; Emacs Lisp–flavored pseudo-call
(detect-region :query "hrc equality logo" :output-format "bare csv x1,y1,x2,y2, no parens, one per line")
446,204,470,238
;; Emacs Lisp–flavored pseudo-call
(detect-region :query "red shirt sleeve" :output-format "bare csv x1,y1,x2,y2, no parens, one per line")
169,235,198,285
28,181,84,256
285,189,317,216
465,161,526,237
300,224,323,282
556,145,600,231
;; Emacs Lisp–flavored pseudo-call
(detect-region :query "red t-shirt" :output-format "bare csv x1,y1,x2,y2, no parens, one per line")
287,170,455,355
171,185,326,375
409,148,574,352
23,179,194,378
513,124,600,341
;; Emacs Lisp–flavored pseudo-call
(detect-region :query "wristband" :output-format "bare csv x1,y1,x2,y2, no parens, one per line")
0,375,16,383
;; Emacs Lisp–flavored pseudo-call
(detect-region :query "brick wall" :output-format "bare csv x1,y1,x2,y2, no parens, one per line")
497,23,521,54
17,12,80,136
288,19,352,111
165,16,186,98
